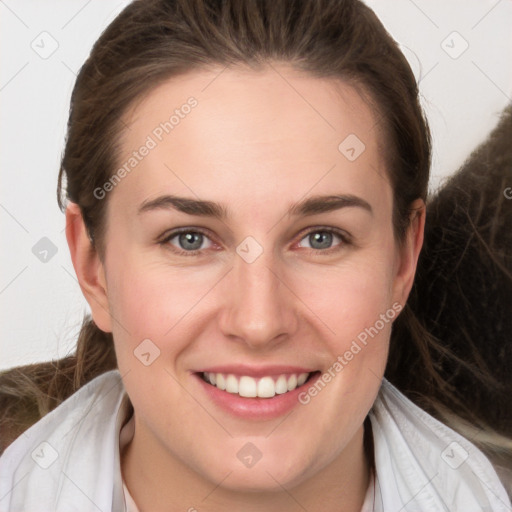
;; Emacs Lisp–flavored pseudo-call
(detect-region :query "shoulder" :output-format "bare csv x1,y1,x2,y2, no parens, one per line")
369,378,512,511
0,369,127,512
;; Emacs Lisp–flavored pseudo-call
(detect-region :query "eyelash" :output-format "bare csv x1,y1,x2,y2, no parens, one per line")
158,226,351,257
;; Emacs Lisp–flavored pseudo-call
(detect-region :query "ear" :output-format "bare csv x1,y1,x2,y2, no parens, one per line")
392,198,426,308
65,202,112,333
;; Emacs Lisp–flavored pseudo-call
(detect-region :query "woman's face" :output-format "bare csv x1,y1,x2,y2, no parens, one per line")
76,64,423,492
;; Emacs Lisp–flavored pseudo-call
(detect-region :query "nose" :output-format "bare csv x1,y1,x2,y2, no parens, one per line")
218,248,298,350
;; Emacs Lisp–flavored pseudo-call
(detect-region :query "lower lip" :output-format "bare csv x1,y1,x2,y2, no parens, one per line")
194,372,321,420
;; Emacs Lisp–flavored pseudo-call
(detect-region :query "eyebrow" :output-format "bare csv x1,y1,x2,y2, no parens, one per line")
137,193,373,219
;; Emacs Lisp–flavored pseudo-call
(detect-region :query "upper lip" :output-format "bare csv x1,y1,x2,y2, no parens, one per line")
194,365,316,378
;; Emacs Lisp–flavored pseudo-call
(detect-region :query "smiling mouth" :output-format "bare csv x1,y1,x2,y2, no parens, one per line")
199,371,318,398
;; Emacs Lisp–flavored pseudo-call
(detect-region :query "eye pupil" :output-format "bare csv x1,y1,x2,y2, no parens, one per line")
179,232,203,250
310,231,333,249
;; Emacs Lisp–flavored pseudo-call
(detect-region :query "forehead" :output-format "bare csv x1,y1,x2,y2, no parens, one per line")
112,64,390,217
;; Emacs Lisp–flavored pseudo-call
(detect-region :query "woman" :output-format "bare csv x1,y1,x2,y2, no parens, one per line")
0,0,510,510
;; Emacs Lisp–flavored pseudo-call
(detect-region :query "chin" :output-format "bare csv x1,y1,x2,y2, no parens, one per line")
197,448,314,493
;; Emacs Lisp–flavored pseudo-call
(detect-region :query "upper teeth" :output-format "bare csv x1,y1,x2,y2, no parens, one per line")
203,372,309,398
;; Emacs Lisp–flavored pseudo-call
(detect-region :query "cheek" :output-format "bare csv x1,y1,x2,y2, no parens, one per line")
293,252,397,341
288,248,397,410
107,254,217,336
104,263,205,380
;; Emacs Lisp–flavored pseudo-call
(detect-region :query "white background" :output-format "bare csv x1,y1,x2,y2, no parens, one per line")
1,0,511,370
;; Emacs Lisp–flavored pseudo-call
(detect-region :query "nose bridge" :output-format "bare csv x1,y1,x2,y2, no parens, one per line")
220,246,296,347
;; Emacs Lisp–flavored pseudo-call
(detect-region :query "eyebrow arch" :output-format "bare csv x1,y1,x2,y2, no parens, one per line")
137,193,372,219
290,194,373,217
138,195,227,219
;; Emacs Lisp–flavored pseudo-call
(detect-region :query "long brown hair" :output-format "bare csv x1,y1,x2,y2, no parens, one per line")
0,0,509,472
389,105,512,486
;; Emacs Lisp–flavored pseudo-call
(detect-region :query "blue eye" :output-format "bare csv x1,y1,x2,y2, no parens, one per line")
162,230,214,254
297,229,346,251
176,232,205,251
159,227,349,257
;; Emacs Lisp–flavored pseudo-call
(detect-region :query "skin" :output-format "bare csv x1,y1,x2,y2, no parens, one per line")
66,63,425,512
